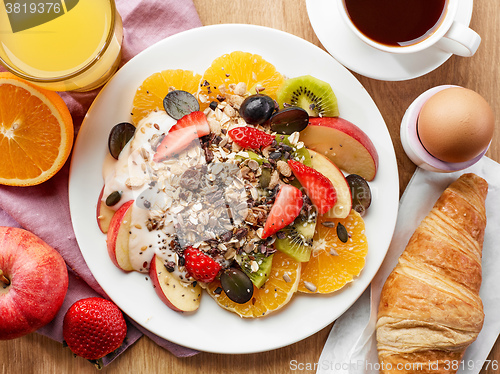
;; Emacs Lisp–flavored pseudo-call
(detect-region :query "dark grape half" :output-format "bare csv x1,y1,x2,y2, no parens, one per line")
163,90,200,120
220,268,254,304
270,107,309,134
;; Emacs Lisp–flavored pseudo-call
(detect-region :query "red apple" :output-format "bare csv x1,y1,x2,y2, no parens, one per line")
308,149,352,218
96,186,115,234
301,117,379,181
0,227,68,340
107,200,134,272
149,254,201,312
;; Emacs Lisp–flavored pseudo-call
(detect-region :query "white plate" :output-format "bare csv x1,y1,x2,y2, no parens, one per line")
69,24,399,354
306,0,474,81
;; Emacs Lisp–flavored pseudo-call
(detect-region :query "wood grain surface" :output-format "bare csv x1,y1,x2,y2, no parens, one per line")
1,1,499,373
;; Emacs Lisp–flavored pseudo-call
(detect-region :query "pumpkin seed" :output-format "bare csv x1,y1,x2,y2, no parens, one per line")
346,174,371,216
337,222,349,243
105,191,122,206
108,122,136,159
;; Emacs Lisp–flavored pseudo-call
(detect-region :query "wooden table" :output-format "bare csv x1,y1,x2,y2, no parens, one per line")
1,1,499,373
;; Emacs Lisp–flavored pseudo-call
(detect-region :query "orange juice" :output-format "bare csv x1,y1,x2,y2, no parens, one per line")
0,0,123,91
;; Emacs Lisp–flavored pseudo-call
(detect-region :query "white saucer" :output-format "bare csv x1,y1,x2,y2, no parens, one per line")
306,0,474,81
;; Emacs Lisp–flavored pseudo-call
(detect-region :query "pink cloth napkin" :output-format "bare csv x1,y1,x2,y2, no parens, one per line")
0,0,202,365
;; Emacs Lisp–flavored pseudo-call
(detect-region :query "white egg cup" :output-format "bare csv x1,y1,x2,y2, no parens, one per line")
400,85,490,172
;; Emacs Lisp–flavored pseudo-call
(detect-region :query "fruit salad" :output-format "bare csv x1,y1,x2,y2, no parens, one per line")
97,51,377,317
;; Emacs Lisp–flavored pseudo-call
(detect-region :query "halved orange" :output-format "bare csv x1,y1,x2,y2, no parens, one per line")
206,251,301,318
131,69,202,125
0,72,74,186
198,51,285,110
298,210,368,294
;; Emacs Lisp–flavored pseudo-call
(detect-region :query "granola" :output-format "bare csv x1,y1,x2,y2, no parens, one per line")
101,84,310,287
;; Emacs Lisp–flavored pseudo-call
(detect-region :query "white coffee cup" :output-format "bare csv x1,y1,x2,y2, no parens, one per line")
338,0,481,57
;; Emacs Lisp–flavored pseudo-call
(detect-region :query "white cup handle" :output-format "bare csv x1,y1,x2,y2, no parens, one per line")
435,21,481,57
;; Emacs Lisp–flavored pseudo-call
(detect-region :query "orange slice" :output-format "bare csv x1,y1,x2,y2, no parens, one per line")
131,69,202,125
0,72,74,186
206,251,300,318
198,51,285,110
298,210,368,294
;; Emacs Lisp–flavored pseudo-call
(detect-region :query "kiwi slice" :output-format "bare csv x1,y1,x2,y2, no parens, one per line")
276,75,339,117
274,213,317,262
235,252,274,288
236,150,265,164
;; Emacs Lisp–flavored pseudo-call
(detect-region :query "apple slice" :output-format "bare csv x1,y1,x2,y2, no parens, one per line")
107,200,134,272
96,186,115,233
301,117,379,181
149,254,202,312
308,149,352,219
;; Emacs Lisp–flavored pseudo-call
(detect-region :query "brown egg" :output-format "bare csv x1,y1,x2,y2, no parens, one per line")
417,87,495,163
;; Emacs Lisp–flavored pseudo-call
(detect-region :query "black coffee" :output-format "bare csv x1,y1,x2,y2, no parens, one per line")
344,0,447,47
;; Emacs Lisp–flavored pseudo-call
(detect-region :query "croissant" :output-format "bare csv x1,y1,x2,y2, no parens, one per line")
376,173,488,374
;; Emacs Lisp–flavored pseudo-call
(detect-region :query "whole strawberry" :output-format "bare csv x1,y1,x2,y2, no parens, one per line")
183,246,222,283
63,297,127,361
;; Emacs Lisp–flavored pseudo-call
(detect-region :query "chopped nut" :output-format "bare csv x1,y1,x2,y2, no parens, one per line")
198,92,209,103
226,94,245,109
247,159,259,171
223,104,237,118
207,116,222,135
245,212,258,226
239,166,251,178
276,160,292,177
249,186,259,201
224,247,236,260
268,170,280,190
256,227,264,239
234,82,247,96
262,145,272,159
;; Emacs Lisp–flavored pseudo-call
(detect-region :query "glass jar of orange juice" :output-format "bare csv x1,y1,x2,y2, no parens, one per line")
0,0,123,92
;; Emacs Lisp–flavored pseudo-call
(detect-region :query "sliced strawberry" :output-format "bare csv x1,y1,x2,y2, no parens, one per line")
262,184,303,239
153,111,210,162
288,159,337,215
183,246,222,283
228,126,274,149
